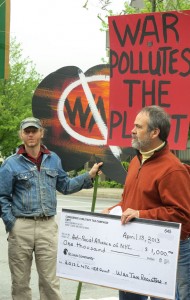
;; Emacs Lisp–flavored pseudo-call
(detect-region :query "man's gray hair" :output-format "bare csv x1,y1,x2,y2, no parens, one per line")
140,105,171,141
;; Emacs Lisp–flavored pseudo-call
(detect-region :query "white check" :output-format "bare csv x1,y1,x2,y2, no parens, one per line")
57,209,181,300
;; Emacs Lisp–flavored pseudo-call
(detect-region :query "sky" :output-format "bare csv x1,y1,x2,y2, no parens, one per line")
10,0,126,78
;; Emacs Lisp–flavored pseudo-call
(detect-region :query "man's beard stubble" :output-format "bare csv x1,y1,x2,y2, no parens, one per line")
131,136,151,151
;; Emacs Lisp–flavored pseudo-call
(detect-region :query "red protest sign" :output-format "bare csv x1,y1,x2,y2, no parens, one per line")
107,10,190,150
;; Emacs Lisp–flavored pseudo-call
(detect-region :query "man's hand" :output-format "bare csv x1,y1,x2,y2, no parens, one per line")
101,208,110,214
121,208,139,224
89,162,103,178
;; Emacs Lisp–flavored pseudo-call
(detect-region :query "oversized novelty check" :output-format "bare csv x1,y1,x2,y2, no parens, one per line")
57,209,181,299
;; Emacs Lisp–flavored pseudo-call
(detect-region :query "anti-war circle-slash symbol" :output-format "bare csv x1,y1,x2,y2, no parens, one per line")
32,65,129,184
58,70,121,160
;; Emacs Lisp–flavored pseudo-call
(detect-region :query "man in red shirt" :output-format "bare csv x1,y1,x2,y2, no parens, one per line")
103,105,190,300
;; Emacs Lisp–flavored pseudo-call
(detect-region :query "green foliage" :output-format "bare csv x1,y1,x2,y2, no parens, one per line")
98,180,123,188
121,161,129,171
0,37,42,157
142,0,190,12
69,167,124,188
69,168,87,177
83,0,190,29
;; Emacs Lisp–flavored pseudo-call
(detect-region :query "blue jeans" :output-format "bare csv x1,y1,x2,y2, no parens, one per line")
119,291,147,299
119,238,190,300
175,237,190,300
119,291,158,300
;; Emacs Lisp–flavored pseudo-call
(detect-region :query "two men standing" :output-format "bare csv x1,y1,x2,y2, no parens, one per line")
1,105,190,300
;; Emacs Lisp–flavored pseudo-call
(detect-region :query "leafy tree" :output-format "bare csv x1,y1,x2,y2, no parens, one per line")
0,37,42,157
83,0,190,30
142,0,190,12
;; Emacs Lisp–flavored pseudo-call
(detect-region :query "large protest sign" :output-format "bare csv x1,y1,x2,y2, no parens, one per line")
57,209,181,299
108,10,190,150
32,65,130,184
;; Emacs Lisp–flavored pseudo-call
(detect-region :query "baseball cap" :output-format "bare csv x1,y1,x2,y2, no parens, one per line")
20,117,42,130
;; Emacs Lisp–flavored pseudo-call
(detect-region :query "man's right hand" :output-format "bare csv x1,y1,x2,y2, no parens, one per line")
101,208,110,214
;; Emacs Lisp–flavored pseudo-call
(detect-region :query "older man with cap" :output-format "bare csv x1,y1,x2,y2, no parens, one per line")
0,117,102,300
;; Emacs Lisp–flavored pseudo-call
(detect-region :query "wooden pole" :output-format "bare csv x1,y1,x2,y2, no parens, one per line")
75,174,99,300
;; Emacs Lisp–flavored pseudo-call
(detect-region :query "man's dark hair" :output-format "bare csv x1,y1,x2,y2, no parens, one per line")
140,105,171,141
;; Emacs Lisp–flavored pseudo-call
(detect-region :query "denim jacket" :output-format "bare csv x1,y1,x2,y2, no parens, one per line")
0,150,93,232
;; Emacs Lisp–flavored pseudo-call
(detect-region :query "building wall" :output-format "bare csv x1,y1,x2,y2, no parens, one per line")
130,0,145,11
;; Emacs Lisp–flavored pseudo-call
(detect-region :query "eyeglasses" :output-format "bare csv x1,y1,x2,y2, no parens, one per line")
23,128,40,134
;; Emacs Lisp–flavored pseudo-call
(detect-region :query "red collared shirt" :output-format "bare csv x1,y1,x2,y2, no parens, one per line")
17,145,50,171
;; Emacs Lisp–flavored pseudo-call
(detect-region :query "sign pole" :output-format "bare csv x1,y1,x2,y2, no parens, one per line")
75,174,99,300
91,174,99,213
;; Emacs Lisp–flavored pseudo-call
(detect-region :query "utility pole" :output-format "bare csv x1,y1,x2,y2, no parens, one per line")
152,0,156,12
